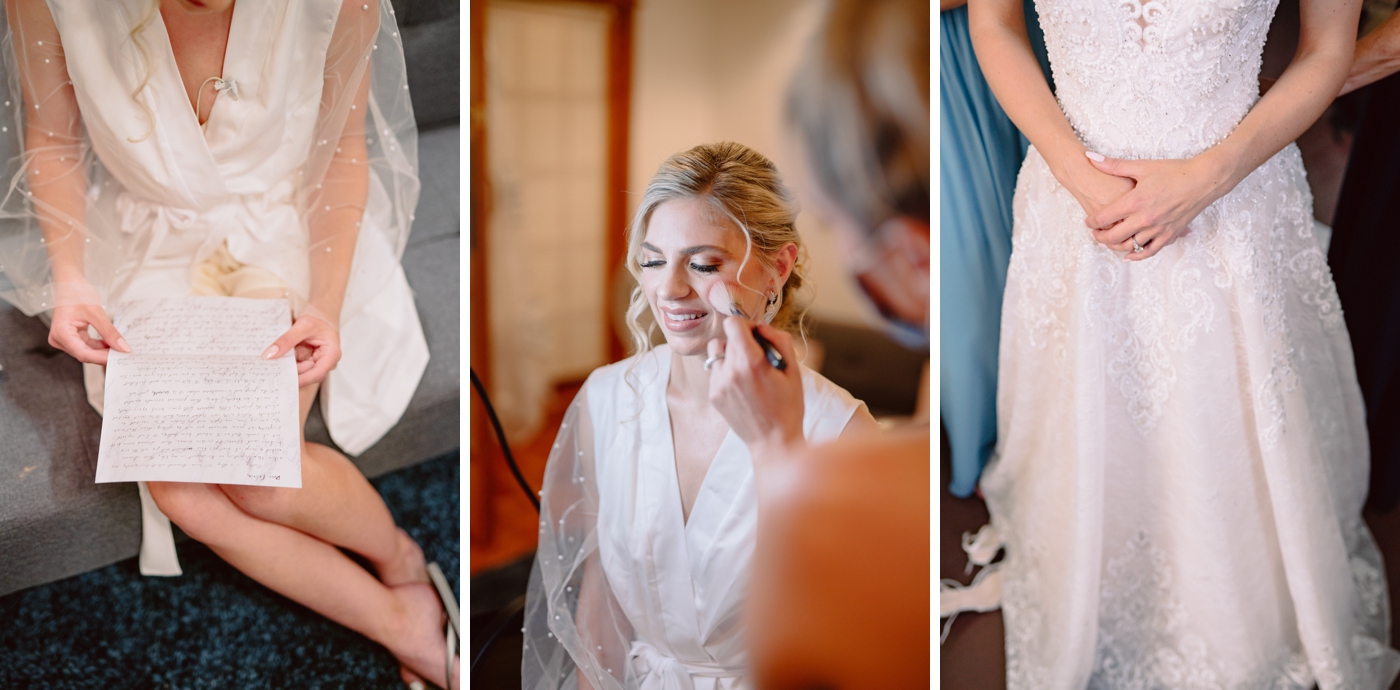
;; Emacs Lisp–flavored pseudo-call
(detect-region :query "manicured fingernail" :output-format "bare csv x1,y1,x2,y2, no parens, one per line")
1123,254,1133,263
263,345,279,359
1086,151,1105,162
116,337,131,352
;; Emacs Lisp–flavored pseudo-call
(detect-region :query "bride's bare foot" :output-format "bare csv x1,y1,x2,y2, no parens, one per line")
385,582,459,690
377,528,429,587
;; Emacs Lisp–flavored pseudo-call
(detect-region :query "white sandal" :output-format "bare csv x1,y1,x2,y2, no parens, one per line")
940,523,1005,644
426,562,459,689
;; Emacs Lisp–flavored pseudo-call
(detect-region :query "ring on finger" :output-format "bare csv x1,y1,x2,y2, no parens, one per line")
1131,236,1144,253
703,353,725,371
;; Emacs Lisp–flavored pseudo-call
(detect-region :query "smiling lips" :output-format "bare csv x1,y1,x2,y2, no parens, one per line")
660,307,709,333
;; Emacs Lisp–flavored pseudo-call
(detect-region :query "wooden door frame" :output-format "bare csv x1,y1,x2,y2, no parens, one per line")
471,0,634,382
599,0,635,364
468,0,492,545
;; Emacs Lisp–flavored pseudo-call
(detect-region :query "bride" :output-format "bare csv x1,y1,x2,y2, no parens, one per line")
0,0,451,686
520,141,876,689
969,0,1400,686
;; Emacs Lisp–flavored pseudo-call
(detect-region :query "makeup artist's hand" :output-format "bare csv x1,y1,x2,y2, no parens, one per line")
707,316,805,459
263,313,341,388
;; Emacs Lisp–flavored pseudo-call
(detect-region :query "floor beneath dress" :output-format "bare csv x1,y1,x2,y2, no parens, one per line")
0,451,460,690
940,427,1400,689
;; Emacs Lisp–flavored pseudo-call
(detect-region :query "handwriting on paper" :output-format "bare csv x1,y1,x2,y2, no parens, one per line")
115,297,290,356
96,297,301,488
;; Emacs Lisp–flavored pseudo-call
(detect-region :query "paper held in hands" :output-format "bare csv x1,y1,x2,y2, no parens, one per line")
95,297,301,488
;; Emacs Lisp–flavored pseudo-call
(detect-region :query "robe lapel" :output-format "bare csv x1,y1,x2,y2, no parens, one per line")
638,346,709,660
198,0,276,162
140,0,228,205
683,432,757,639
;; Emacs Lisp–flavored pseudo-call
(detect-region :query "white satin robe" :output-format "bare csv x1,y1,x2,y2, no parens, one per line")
523,345,864,690
45,0,427,574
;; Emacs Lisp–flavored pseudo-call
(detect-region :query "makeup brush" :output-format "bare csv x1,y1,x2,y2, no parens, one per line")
707,282,786,371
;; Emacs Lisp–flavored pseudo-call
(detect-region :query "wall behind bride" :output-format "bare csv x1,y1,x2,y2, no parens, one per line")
468,0,929,678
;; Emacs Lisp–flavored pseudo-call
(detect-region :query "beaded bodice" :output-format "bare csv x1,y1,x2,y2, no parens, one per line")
1036,0,1278,159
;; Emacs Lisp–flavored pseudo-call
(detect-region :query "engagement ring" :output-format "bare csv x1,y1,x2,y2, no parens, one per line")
703,354,725,371
1131,237,1144,253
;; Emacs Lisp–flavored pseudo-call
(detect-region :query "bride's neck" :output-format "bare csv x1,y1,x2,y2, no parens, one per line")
667,349,711,405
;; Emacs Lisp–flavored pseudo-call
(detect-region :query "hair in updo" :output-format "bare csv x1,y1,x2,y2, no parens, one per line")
624,141,808,358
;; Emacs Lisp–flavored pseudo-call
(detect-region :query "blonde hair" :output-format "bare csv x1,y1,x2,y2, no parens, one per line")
786,0,929,231
126,0,161,143
624,141,808,359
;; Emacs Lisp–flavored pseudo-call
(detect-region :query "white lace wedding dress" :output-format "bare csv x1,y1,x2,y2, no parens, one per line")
980,0,1400,687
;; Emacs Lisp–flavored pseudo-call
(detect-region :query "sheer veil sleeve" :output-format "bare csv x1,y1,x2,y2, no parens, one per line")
0,0,420,324
523,385,635,690
296,0,418,327
0,0,98,312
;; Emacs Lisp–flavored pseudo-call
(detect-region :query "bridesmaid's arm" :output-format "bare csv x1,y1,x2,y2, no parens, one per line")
967,0,1134,223
1341,8,1400,95
1085,0,1361,260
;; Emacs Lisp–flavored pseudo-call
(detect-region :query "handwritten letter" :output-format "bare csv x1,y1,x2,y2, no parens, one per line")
96,297,301,487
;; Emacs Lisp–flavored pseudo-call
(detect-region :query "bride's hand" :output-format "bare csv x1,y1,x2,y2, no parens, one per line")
263,313,340,388
706,317,806,458
1054,151,1136,226
49,303,129,365
1083,152,1231,261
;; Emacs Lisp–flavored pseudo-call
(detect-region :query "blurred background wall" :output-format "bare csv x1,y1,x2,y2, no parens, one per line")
627,0,869,325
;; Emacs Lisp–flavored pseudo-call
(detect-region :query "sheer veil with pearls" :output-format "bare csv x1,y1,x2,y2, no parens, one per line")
0,0,419,333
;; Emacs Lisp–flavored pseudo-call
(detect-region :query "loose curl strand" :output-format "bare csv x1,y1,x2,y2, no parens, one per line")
125,0,160,143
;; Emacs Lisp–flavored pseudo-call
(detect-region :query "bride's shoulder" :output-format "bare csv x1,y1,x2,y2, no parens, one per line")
799,364,858,407
798,364,864,440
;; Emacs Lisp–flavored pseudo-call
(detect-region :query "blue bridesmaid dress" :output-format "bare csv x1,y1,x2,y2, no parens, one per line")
940,0,1049,498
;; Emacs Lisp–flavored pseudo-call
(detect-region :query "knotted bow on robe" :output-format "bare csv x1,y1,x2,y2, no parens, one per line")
110,179,304,305
110,192,200,301
628,640,742,690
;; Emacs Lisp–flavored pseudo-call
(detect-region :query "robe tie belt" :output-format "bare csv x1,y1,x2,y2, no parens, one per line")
629,641,742,690
111,193,199,301
110,182,302,301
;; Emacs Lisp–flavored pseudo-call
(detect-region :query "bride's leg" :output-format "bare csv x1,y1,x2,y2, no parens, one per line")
145,481,453,688
195,277,426,585
218,383,428,586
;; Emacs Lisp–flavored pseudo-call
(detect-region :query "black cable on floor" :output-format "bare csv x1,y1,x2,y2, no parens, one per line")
469,368,541,513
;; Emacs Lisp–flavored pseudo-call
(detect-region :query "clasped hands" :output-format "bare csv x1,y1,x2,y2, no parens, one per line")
48,299,341,387
1064,148,1232,261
